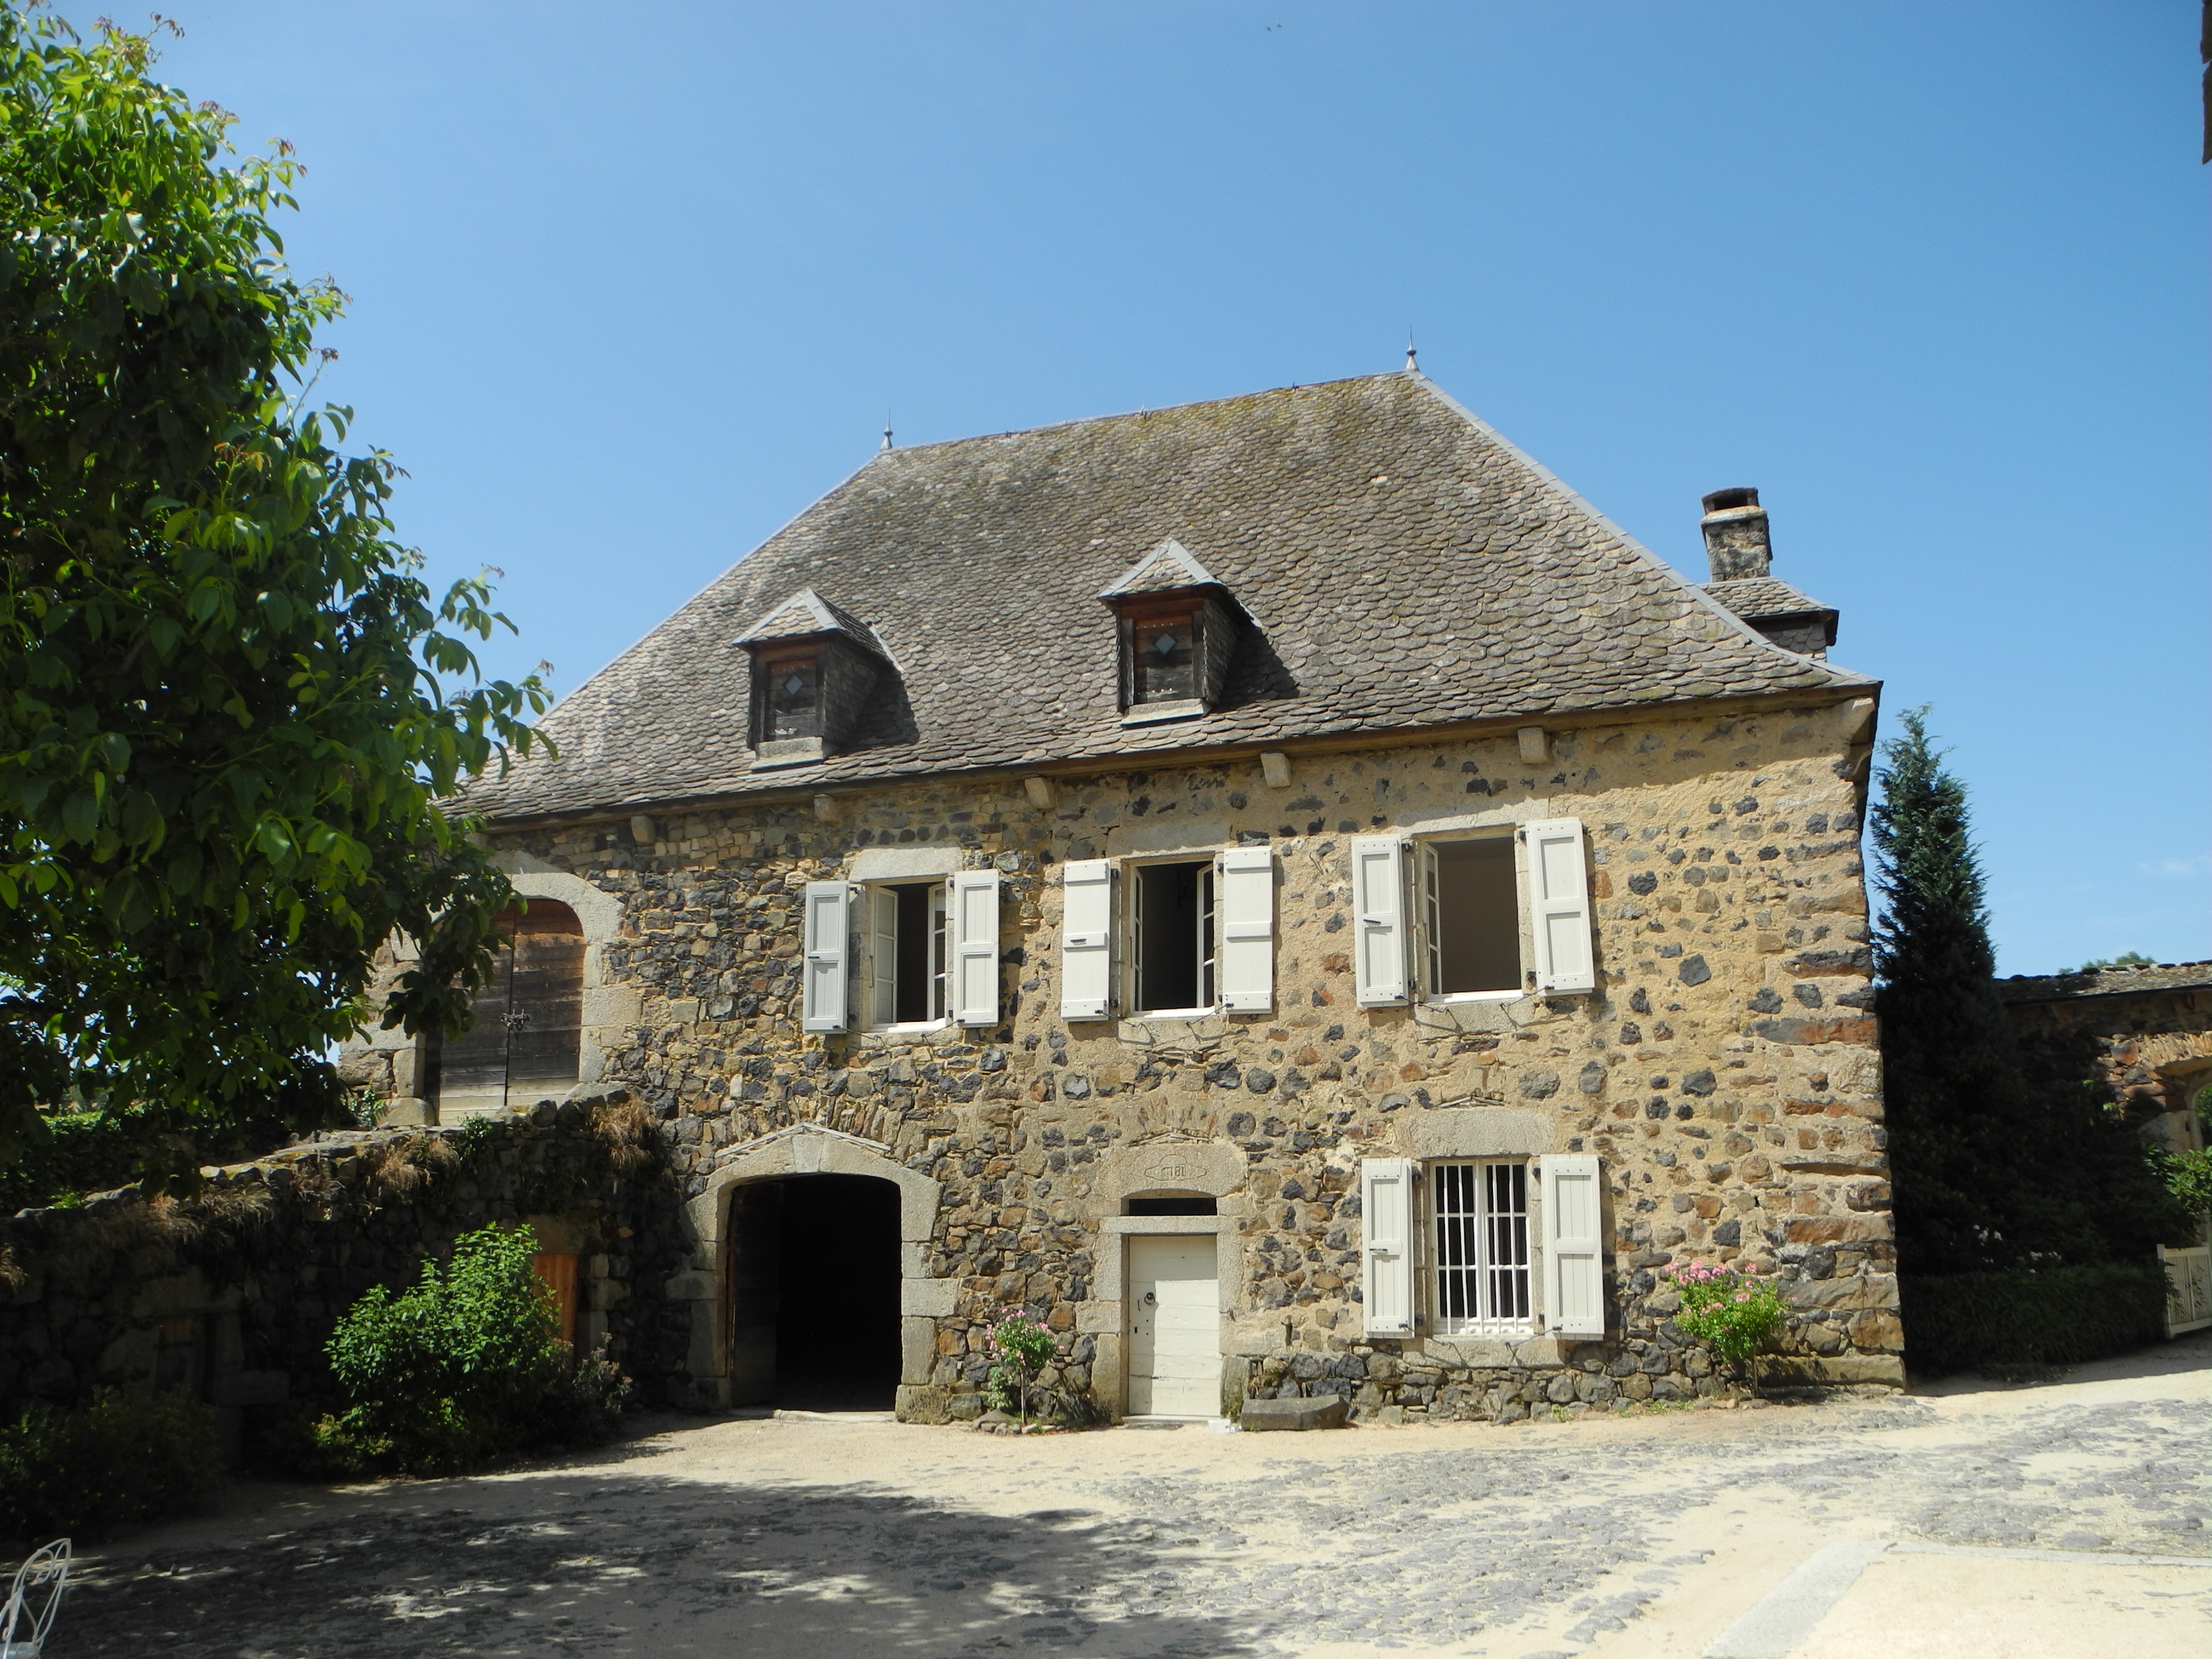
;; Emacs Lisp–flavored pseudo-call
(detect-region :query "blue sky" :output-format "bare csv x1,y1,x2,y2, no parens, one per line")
147,1,2207,975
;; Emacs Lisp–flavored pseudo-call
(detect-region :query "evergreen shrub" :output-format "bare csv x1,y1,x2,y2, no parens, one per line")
0,1388,222,1542
317,1223,629,1474
1901,1265,2168,1375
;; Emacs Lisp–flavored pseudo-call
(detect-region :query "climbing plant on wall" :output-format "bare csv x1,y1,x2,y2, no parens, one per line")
0,6,551,1187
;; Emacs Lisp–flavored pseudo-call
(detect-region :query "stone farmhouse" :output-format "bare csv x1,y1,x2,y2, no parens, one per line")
346,368,1900,1421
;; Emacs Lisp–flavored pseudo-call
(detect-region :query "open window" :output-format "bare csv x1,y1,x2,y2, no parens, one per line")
1419,836,1523,998
1432,1160,1532,1334
1132,860,1215,1016
865,880,948,1028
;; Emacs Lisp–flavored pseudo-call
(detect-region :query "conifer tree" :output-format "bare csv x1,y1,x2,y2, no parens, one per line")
1870,707,2026,1273
1872,709,2188,1273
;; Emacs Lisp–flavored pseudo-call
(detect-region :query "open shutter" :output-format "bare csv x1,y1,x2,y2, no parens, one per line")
1216,846,1275,1012
1059,859,1114,1020
1361,1157,1416,1337
801,880,853,1033
1541,1154,1606,1337
867,887,899,1027
950,871,1000,1026
1352,836,1409,1006
1524,817,1595,994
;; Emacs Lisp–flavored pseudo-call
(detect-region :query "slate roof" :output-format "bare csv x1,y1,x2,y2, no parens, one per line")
1100,538,1227,599
1997,962,2212,1005
734,587,889,659
469,372,1873,823
1703,575,1835,622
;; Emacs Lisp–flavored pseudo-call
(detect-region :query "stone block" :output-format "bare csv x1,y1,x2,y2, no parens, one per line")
901,1276,959,1316
895,1384,951,1424
1240,1393,1349,1432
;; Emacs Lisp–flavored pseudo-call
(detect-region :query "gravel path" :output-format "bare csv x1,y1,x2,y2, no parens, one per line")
43,1336,2212,1658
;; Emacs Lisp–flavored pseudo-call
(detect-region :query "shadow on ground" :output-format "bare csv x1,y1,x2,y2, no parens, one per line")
57,1470,1259,1658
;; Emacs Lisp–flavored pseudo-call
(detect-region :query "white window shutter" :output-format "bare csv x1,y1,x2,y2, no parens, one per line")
801,881,853,1033
950,871,1000,1026
1361,1157,1416,1337
868,886,899,1027
1351,835,1409,1006
1059,859,1114,1020
1541,1153,1606,1338
1216,846,1275,1012
1524,817,1595,994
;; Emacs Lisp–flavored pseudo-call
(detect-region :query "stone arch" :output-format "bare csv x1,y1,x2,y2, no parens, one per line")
669,1125,945,1413
498,863,634,1090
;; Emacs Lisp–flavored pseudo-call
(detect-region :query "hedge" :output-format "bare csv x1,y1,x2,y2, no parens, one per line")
1901,1264,2170,1375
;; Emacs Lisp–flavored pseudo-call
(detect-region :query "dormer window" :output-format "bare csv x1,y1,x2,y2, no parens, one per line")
1099,538,1241,725
734,588,894,768
1131,609,1199,704
763,653,822,741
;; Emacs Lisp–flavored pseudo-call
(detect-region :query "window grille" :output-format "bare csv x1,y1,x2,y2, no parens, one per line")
1433,1160,1532,1333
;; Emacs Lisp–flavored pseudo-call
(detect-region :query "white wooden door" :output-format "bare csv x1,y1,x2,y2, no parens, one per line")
1127,1235,1219,1418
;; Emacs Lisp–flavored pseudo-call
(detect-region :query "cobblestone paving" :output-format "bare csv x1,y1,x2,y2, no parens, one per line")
49,1368,2212,1658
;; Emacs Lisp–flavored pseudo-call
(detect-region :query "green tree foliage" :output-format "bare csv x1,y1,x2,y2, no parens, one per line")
320,1223,629,1473
1873,708,2186,1273
0,7,551,1185
0,1386,221,1541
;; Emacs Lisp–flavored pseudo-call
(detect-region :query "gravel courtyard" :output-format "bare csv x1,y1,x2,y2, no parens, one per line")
46,1336,2211,1658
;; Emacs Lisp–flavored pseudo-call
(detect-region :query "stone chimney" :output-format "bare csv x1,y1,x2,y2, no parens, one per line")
1700,487,1771,582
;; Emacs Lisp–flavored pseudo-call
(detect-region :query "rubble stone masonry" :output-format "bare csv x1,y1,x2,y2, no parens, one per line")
458,692,1899,1420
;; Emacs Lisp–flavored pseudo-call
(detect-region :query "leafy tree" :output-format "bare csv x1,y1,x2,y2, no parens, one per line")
0,7,550,1187
320,1223,629,1473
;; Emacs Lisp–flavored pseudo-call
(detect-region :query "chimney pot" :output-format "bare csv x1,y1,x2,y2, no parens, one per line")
1700,486,1772,581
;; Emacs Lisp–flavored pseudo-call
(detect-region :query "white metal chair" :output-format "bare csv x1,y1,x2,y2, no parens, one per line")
0,1538,71,1658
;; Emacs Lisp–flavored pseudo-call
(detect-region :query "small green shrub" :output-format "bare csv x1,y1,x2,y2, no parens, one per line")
320,1222,630,1474
1901,1264,2170,1376
1664,1262,1789,1378
981,1309,1056,1422
0,1389,223,1542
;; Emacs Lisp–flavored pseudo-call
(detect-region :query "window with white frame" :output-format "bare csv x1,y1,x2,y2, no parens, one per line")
1431,1160,1532,1333
865,880,947,1027
1360,1153,1605,1341
1418,837,1522,997
1132,860,1215,1015
1058,848,1275,1021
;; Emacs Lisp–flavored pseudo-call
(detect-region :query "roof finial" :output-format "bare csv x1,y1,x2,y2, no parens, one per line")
880,411,893,452
1404,330,1418,374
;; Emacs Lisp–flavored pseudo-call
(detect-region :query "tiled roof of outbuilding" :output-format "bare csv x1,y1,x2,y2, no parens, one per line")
1997,961,2212,1004
1703,575,1835,622
468,372,1872,822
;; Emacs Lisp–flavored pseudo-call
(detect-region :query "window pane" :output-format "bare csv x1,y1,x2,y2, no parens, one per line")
1131,615,1198,703
1484,1162,1531,1321
1134,861,1208,1011
1434,1161,1480,1334
766,657,821,739
1430,838,1520,994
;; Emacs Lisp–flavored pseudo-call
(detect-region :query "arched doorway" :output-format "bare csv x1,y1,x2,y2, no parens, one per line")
726,1173,902,1411
426,899,585,1121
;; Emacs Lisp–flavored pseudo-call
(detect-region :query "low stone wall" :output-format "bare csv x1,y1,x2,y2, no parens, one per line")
0,1093,689,1455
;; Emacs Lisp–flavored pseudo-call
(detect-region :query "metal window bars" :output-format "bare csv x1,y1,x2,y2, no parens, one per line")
1433,1160,1532,1335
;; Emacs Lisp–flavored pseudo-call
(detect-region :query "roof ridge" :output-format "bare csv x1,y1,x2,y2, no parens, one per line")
868,370,1415,458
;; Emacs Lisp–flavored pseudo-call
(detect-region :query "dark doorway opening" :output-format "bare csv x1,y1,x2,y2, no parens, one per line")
727,1174,901,1411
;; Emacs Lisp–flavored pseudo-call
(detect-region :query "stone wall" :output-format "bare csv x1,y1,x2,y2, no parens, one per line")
416,692,1900,1418
0,1095,689,1454
2000,970,2212,1153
